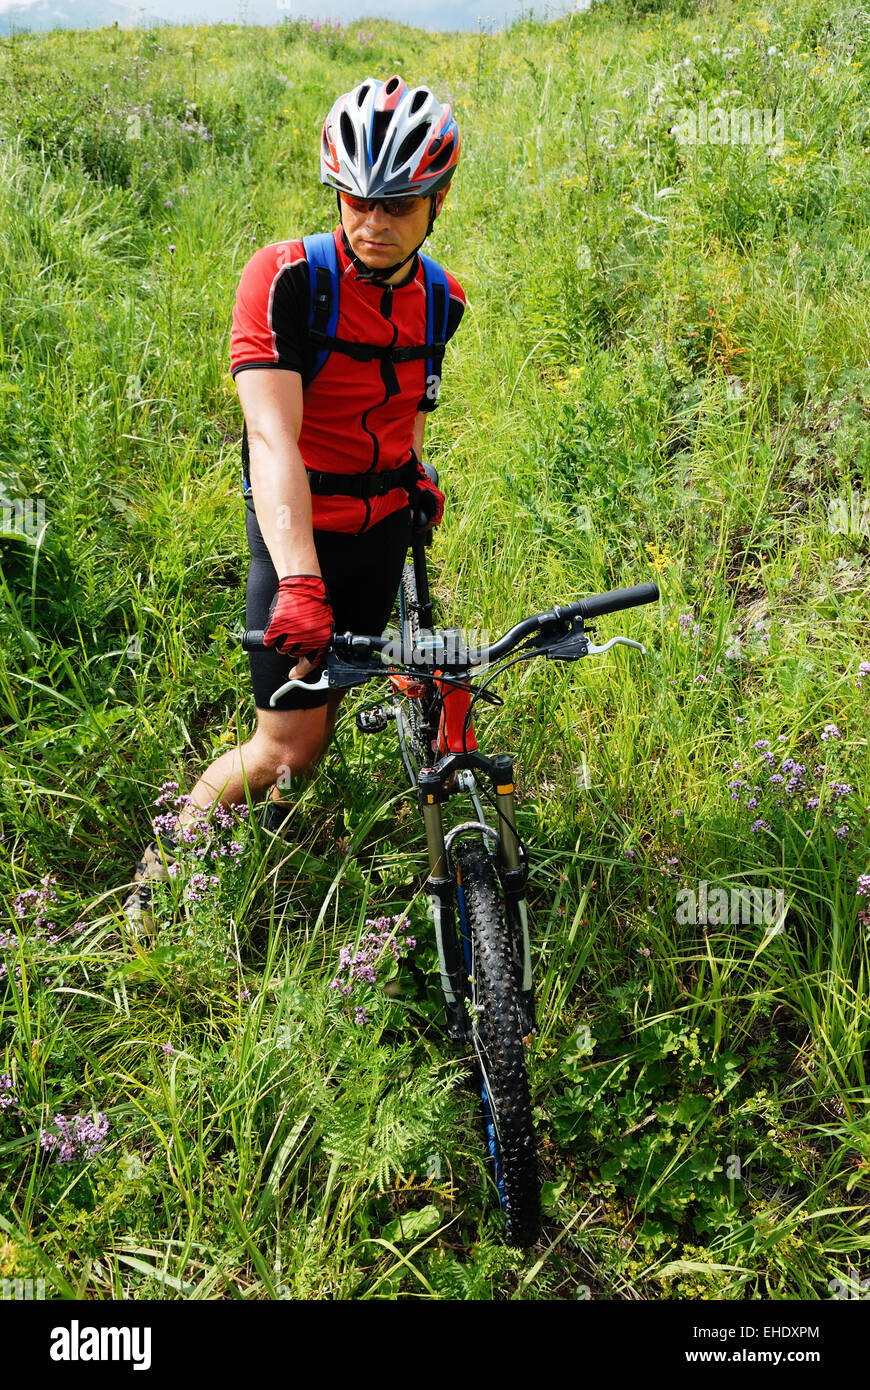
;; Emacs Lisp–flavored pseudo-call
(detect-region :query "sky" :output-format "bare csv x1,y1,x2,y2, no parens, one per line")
0,0,591,33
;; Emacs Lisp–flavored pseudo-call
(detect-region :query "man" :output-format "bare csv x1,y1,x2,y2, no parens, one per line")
123,75,466,931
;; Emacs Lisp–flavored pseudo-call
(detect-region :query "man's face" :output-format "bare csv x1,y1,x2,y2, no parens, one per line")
340,187,449,281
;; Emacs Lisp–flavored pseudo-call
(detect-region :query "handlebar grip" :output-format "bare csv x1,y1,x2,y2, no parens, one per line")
241,629,267,651
576,582,660,621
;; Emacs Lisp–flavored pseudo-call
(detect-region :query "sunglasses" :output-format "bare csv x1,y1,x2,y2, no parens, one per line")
339,191,426,218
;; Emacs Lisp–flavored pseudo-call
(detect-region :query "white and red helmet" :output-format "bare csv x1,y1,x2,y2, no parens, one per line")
320,75,460,199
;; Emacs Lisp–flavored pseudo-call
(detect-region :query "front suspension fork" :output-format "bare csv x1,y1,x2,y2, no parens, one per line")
420,772,468,1040
490,754,536,1036
419,755,535,1040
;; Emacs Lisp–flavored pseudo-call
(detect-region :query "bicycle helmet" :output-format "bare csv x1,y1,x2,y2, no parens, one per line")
320,75,460,281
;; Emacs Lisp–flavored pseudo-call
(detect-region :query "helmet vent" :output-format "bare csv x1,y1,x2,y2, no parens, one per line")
394,127,424,169
410,89,428,114
427,142,453,173
371,109,392,160
356,83,370,107
339,110,357,160
385,76,401,94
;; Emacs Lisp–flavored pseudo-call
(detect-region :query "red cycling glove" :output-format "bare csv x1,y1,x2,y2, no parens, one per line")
412,462,446,529
263,575,334,665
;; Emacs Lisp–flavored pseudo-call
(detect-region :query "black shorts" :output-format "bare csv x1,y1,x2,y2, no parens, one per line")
245,497,413,711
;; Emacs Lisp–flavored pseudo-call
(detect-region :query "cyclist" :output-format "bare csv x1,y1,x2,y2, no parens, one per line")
122,75,466,931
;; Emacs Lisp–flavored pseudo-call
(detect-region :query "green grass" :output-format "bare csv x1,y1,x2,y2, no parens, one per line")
0,0,869,1299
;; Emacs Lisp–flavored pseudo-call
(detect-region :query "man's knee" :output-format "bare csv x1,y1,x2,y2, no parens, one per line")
252,705,327,773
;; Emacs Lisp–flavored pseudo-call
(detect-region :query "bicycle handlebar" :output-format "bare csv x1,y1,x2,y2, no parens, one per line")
573,581,660,621
241,580,659,670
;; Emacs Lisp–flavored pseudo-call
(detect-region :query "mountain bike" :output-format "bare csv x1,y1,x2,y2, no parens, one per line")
242,485,659,1247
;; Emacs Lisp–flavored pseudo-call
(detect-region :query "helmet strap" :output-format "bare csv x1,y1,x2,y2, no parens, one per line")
336,192,437,284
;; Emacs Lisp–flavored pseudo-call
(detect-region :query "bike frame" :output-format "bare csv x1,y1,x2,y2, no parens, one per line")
394,529,535,1042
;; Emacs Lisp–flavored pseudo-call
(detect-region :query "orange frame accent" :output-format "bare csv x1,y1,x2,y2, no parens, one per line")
434,668,477,753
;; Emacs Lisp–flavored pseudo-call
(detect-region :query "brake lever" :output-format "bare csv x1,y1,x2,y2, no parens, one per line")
268,671,331,707
267,650,384,706
544,628,589,661
586,636,647,657
544,631,647,662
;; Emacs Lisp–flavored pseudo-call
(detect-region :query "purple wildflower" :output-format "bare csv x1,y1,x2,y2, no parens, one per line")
821,724,841,741
330,914,417,1007
0,1073,18,1114
40,1111,109,1164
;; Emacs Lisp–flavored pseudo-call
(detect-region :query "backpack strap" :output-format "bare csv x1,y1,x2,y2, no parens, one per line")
419,252,450,407
302,232,340,387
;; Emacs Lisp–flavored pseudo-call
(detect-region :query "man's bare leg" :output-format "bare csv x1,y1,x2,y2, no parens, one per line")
179,689,347,826
123,690,346,930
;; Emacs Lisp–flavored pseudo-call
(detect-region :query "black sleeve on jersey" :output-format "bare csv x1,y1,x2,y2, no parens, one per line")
231,259,314,380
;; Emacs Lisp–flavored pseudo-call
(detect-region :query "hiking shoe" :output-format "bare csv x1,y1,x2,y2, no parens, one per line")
263,798,293,835
121,832,178,938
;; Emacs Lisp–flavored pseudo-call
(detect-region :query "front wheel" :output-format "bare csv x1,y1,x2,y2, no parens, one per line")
453,841,540,1248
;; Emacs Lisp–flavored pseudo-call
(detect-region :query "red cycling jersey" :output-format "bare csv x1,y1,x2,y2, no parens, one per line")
230,224,466,536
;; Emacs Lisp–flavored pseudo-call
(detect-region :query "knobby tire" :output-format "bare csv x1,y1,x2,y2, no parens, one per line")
454,841,540,1248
